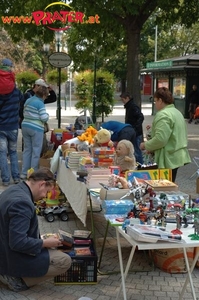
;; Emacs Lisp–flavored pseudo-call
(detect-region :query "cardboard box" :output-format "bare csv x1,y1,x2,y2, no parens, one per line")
39,158,51,168
100,187,134,200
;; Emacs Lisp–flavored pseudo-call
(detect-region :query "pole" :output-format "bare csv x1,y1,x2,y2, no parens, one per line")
58,67,61,128
57,41,61,128
92,56,97,124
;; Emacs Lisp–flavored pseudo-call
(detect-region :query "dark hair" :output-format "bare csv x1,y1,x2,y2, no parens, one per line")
28,168,55,186
120,92,131,98
154,87,174,104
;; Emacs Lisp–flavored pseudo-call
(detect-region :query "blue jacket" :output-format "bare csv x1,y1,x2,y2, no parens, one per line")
0,182,49,277
0,87,23,131
101,121,132,141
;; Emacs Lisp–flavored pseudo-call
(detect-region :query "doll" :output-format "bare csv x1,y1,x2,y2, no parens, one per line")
114,139,136,172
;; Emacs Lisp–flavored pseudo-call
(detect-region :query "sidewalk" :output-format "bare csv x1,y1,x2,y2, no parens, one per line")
0,102,199,300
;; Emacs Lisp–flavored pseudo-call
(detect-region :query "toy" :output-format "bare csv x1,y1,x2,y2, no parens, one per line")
93,128,113,148
39,205,69,222
77,126,98,145
114,139,136,172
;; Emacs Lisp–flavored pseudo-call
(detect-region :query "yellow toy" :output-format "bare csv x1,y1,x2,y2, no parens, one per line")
93,128,114,148
77,126,98,145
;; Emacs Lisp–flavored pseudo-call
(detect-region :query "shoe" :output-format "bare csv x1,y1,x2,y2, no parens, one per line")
0,274,28,292
188,119,192,123
14,179,20,184
20,174,27,180
2,182,10,187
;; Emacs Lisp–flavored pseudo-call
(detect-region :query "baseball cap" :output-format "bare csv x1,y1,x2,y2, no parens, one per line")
1,58,13,67
35,78,49,88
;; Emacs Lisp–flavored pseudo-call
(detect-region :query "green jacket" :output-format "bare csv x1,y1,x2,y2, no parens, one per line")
145,104,191,169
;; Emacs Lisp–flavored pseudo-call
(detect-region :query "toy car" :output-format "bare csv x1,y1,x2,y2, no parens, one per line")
42,206,69,222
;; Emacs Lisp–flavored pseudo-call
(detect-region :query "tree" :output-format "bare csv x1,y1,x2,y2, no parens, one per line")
1,0,199,107
67,0,199,106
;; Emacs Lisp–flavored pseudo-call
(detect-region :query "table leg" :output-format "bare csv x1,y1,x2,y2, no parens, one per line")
116,228,136,300
179,247,199,300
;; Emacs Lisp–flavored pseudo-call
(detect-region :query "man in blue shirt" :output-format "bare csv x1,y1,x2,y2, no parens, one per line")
101,120,136,146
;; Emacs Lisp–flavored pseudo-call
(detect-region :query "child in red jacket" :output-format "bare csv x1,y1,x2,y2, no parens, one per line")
0,58,15,94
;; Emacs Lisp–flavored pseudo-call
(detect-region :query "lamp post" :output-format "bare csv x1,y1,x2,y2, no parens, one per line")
92,56,97,124
43,44,50,77
55,31,63,128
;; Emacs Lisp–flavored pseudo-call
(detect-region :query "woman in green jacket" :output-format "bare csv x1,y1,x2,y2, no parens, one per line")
140,87,191,182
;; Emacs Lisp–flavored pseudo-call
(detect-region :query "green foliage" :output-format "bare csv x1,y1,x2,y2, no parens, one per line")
46,69,68,85
16,71,39,92
74,70,115,120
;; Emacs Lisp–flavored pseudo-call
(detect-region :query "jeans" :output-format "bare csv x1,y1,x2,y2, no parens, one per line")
134,135,144,165
21,127,44,176
0,130,20,183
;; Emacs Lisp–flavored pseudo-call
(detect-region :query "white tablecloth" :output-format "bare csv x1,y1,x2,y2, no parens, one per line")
56,158,88,226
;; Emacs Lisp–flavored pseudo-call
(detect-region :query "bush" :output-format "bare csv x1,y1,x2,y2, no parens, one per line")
74,70,115,122
16,71,39,92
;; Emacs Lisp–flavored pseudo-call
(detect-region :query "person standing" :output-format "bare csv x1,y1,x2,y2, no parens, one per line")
19,78,57,127
120,92,144,164
0,168,71,292
188,84,199,123
140,87,191,182
0,58,22,186
21,84,49,179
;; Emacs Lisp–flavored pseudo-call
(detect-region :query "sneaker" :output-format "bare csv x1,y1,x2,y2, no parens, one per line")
0,274,28,292
2,182,10,187
188,119,192,123
20,174,27,180
13,179,20,184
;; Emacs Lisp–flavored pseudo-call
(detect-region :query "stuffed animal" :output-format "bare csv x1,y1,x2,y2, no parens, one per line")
114,139,136,172
93,128,114,148
77,126,98,145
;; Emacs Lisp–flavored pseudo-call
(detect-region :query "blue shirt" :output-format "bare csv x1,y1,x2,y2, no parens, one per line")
101,121,132,141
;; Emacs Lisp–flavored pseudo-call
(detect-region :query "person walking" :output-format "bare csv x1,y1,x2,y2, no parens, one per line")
0,168,71,292
21,84,49,179
0,58,22,186
188,84,199,123
120,92,144,164
140,87,191,182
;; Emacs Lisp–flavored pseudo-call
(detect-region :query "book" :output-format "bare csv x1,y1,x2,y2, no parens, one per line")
73,230,91,239
58,229,74,247
74,247,91,256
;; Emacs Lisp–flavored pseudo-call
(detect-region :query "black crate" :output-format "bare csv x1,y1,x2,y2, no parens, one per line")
54,250,98,285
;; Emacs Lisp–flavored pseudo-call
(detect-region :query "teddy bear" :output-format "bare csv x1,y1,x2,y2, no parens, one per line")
93,128,114,148
114,139,136,172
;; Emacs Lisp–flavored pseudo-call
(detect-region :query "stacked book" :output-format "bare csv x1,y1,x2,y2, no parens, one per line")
66,151,90,169
92,147,115,168
86,168,111,188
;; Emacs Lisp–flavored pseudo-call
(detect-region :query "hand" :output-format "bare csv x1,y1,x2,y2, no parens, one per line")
140,142,145,150
42,236,63,248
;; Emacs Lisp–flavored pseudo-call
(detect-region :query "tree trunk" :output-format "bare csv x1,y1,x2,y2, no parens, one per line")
126,27,141,107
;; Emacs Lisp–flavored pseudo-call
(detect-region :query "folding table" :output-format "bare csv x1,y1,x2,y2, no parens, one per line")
115,224,199,300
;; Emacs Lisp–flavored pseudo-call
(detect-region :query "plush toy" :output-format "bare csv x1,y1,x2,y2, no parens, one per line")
77,126,98,145
93,128,114,148
114,139,136,172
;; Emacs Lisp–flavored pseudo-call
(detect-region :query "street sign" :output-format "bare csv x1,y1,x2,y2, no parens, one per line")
146,60,173,69
48,52,72,68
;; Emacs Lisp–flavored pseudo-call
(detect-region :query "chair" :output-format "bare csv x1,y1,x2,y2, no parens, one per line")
189,157,199,179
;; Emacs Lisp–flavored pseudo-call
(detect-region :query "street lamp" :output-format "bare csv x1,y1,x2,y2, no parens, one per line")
55,31,63,128
42,44,50,77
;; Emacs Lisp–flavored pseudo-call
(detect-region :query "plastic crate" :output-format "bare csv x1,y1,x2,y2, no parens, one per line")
54,248,97,285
